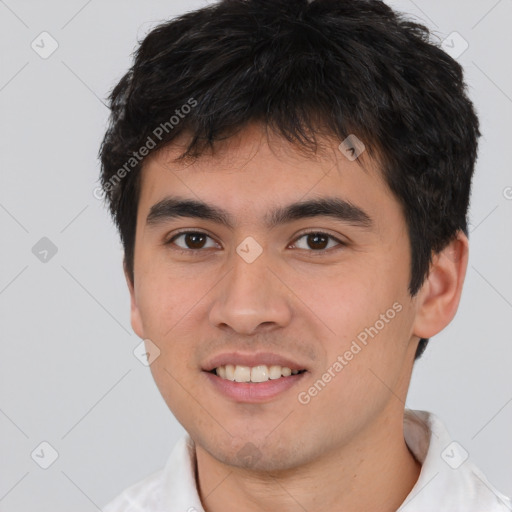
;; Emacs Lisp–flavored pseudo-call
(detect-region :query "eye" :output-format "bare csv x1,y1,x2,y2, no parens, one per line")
291,231,345,252
167,231,220,251
165,230,345,254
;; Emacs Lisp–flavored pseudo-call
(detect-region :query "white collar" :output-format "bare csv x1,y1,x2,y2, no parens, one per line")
398,410,511,511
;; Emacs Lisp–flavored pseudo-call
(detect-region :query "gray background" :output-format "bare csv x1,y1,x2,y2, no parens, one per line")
0,0,511,510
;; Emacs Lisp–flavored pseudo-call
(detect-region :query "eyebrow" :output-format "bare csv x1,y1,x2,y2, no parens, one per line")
146,196,373,230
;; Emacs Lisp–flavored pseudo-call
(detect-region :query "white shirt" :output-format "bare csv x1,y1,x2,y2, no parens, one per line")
103,410,511,511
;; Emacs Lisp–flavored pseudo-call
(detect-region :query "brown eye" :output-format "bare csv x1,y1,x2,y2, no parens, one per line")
183,233,207,249
306,233,329,250
169,232,218,251
292,232,344,252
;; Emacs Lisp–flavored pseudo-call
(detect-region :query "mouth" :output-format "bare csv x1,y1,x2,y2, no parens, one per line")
202,352,309,402
208,364,307,383
202,351,310,404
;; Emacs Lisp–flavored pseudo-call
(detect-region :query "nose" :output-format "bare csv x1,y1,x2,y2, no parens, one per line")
208,248,293,336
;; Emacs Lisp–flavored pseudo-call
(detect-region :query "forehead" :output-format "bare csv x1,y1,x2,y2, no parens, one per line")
136,124,397,229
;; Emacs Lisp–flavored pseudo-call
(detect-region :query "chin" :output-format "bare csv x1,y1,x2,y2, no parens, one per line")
198,433,308,473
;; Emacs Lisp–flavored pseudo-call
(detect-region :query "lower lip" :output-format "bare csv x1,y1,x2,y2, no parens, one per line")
203,371,307,403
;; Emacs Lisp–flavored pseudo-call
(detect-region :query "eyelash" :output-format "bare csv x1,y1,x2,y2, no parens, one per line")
165,230,346,256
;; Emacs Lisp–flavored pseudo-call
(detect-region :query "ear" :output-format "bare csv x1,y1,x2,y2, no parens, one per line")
412,231,469,339
124,258,145,339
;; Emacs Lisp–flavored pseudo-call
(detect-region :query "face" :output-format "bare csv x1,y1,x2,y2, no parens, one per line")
128,123,422,471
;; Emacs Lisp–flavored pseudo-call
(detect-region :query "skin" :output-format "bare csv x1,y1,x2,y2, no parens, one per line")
126,122,469,512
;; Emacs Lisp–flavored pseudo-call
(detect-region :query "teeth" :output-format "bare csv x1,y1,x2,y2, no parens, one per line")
234,365,251,382
214,364,303,383
268,365,282,379
225,364,235,381
251,365,269,383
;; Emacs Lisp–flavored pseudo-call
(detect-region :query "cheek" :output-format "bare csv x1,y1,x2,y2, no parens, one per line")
290,267,413,388
135,264,201,338
147,359,199,432
284,263,401,340
295,306,413,442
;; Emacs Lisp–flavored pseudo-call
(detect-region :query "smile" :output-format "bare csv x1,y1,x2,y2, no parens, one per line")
213,364,306,383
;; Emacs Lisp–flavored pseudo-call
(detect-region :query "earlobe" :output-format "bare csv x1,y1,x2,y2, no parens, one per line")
412,231,469,339
123,258,145,339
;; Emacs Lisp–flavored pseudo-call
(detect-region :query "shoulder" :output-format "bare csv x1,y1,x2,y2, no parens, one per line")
102,468,165,512
401,410,512,512
101,435,198,512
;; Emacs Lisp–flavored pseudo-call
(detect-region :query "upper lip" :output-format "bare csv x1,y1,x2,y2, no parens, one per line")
203,351,308,372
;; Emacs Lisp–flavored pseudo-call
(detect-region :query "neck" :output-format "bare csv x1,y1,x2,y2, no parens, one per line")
195,408,421,512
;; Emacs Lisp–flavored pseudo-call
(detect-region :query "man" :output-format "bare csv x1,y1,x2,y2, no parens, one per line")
99,0,511,510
